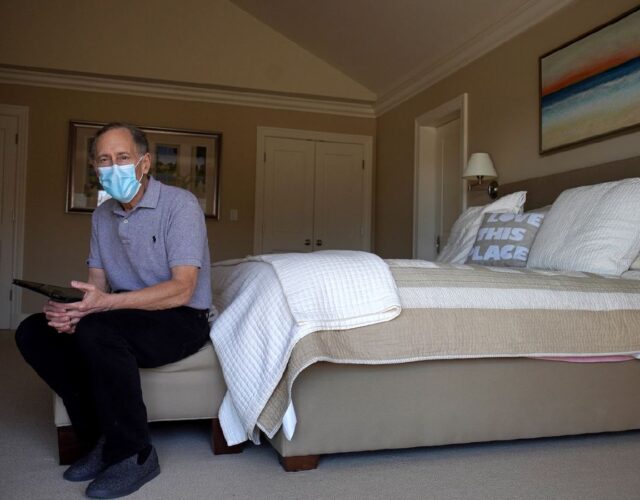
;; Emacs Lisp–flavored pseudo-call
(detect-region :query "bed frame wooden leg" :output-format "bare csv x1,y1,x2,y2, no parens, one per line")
278,454,320,472
57,426,91,465
211,418,245,455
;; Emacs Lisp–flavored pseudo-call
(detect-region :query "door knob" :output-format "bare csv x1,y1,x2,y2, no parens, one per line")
304,239,311,246
316,239,323,246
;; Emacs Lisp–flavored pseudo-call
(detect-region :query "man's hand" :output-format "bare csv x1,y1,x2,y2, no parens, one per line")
43,266,198,333
44,300,78,334
43,270,110,334
63,281,113,321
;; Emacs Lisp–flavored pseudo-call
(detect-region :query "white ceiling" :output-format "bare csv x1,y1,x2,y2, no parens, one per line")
231,0,573,101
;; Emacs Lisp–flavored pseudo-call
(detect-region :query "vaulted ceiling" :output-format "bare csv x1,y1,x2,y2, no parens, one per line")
0,0,576,116
231,0,574,107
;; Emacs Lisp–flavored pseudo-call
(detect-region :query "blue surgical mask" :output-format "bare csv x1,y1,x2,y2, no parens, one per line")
97,157,145,203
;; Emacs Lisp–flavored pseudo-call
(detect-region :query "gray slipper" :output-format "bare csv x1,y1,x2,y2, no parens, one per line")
85,446,160,499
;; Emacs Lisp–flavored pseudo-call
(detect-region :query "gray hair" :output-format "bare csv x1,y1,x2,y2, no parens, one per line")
90,122,149,160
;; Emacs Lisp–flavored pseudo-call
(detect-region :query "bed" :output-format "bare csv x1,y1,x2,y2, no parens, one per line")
211,156,640,471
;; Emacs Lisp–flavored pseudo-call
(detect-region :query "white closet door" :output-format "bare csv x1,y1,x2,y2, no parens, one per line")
0,114,18,328
313,142,364,251
262,137,315,253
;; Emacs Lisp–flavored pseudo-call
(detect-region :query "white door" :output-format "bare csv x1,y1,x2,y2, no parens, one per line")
413,94,467,260
436,118,461,252
313,142,364,251
0,114,18,328
262,137,315,253
255,127,372,255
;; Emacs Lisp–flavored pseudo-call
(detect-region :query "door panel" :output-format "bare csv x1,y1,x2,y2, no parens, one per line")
0,114,18,327
413,95,467,261
262,137,315,253
313,142,364,251
436,118,461,249
260,137,367,254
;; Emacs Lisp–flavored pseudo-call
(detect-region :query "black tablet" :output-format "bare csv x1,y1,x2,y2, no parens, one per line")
13,279,85,303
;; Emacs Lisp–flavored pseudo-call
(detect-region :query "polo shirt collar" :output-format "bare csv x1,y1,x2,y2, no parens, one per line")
111,176,160,216
137,176,160,209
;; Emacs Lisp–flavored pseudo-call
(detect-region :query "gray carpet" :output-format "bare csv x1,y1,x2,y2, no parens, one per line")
2,329,640,500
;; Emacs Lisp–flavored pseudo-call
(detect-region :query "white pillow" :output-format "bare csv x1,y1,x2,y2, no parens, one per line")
527,178,640,276
436,191,527,263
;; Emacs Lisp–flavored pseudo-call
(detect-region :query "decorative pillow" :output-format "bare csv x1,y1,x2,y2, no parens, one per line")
436,191,527,264
527,178,640,276
466,212,545,267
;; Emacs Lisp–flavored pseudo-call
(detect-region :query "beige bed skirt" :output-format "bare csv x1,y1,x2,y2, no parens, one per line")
54,342,640,461
269,357,640,457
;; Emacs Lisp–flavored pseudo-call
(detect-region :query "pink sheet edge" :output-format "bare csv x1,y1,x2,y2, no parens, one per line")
534,355,635,363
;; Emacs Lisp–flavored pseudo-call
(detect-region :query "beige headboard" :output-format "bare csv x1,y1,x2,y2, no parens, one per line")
500,156,640,210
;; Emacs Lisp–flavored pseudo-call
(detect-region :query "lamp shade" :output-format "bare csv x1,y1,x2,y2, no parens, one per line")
462,153,497,179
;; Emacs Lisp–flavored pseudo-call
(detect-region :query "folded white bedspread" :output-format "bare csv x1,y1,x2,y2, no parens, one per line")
210,250,401,445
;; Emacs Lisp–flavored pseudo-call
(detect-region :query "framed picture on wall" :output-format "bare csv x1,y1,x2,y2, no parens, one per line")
66,121,221,218
539,6,640,154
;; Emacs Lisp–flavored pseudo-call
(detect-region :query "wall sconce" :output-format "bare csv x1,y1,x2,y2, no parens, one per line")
462,152,499,199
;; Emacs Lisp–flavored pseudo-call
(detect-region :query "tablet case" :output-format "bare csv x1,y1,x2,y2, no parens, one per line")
13,279,84,303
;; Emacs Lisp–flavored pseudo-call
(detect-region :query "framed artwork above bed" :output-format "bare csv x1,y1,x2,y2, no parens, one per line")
539,6,640,154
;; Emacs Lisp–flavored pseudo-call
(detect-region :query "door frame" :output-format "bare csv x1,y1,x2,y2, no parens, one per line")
413,94,468,259
0,104,29,328
254,127,373,255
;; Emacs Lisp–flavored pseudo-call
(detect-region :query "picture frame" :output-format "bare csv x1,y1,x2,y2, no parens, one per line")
66,121,221,218
539,6,640,154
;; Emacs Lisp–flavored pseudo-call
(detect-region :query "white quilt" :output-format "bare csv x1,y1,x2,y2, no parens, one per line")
210,250,401,445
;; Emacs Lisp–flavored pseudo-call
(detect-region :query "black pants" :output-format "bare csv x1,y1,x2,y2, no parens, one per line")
15,307,210,464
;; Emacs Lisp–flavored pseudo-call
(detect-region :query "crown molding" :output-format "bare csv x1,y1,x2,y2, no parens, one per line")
0,66,376,118
374,0,575,116
0,0,573,119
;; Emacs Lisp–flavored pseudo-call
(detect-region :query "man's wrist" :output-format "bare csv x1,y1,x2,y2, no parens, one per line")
103,291,120,310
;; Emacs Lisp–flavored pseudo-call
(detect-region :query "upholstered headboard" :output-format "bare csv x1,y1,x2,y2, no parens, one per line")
500,156,640,210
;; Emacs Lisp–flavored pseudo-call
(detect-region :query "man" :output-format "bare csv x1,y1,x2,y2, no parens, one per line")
15,123,212,498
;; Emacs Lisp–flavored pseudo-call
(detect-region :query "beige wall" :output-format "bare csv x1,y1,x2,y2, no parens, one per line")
375,0,640,258
0,0,373,101
1,83,374,313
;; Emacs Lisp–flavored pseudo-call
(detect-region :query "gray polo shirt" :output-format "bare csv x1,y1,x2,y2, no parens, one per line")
87,177,212,310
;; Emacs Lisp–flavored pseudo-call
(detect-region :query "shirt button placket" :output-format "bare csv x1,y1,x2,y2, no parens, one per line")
119,217,130,245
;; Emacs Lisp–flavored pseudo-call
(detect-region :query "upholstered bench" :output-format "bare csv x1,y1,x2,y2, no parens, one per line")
53,341,241,464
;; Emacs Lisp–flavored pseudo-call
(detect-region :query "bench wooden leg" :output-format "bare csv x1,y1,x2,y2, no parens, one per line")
278,454,320,472
57,426,91,465
210,418,245,455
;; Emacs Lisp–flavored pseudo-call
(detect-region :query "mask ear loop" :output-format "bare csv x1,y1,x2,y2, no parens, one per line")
135,154,147,182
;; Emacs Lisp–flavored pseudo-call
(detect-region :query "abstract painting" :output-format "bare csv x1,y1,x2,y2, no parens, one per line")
539,7,640,154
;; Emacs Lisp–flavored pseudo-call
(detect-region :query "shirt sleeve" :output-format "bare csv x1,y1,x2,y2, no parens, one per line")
86,210,103,269
165,193,207,269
